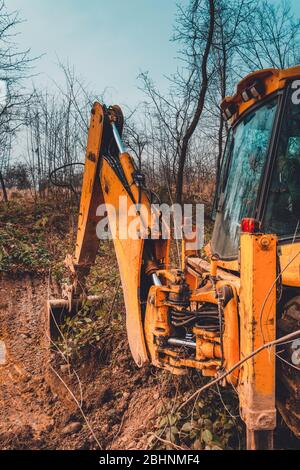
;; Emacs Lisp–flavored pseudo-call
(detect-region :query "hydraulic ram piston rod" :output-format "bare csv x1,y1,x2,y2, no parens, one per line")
167,338,196,349
111,119,162,292
111,122,126,154
152,273,162,286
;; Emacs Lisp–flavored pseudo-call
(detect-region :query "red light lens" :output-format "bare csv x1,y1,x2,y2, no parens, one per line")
241,218,259,233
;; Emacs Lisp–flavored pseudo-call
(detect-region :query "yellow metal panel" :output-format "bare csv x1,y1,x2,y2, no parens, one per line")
100,158,150,366
74,102,104,267
239,233,277,431
279,242,300,287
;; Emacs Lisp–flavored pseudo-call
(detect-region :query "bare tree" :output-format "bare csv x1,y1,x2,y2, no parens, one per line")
237,0,300,72
24,65,104,200
4,0,300,207
207,0,256,185
185,0,300,193
0,0,35,200
173,0,215,204
122,105,149,171
140,0,215,205
24,89,85,198
211,0,300,186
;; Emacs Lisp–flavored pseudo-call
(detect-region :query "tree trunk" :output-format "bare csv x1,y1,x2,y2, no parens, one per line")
216,42,227,189
0,170,8,202
216,112,224,186
175,0,215,205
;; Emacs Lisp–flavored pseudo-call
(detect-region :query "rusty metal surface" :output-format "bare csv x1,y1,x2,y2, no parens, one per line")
187,257,240,289
246,429,274,450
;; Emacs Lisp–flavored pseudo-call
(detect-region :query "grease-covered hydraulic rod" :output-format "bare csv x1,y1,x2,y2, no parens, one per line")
111,121,126,154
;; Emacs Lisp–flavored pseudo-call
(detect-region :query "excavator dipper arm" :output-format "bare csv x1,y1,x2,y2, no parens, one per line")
65,103,169,366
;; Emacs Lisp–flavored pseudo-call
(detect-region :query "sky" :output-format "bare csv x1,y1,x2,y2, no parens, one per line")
8,0,190,109
7,0,300,108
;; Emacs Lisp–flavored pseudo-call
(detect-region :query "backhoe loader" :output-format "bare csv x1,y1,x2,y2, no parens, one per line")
48,66,300,450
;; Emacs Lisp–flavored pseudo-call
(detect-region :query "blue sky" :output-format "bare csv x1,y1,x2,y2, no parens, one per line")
9,0,190,108
7,0,300,108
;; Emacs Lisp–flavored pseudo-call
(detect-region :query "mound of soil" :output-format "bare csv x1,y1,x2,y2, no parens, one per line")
0,273,160,450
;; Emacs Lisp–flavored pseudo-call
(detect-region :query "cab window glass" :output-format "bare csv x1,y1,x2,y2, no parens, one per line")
264,87,300,236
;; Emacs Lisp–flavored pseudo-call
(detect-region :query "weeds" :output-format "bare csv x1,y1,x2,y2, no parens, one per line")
56,299,123,360
1,198,245,450
0,199,76,273
149,375,244,450
0,223,51,271
55,247,123,361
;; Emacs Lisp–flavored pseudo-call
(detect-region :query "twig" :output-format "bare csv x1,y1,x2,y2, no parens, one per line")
114,410,127,440
149,433,185,451
215,383,239,419
107,279,121,322
178,329,300,411
47,332,84,407
259,249,300,342
49,364,102,449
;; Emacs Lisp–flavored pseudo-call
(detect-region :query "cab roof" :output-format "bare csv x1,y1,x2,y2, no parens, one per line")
221,65,300,124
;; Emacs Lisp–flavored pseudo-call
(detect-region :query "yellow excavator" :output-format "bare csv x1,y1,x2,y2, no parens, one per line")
48,66,300,450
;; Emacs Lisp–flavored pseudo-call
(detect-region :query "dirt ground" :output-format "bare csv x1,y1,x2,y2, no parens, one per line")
0,201,298,450
0,273,161,450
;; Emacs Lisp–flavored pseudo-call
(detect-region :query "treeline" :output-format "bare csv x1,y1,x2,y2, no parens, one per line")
1,0,300,204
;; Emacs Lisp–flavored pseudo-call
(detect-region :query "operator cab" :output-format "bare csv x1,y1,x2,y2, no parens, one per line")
211,68,300,263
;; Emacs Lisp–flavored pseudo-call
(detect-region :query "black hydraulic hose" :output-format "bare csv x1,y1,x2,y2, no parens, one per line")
103,153,137,206
49,162,85,199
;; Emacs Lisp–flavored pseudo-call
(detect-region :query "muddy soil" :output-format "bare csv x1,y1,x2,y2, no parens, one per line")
1,272,298,450
0,273,160,450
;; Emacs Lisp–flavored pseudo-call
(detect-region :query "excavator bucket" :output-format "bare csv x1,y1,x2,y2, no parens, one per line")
47,296,102,341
